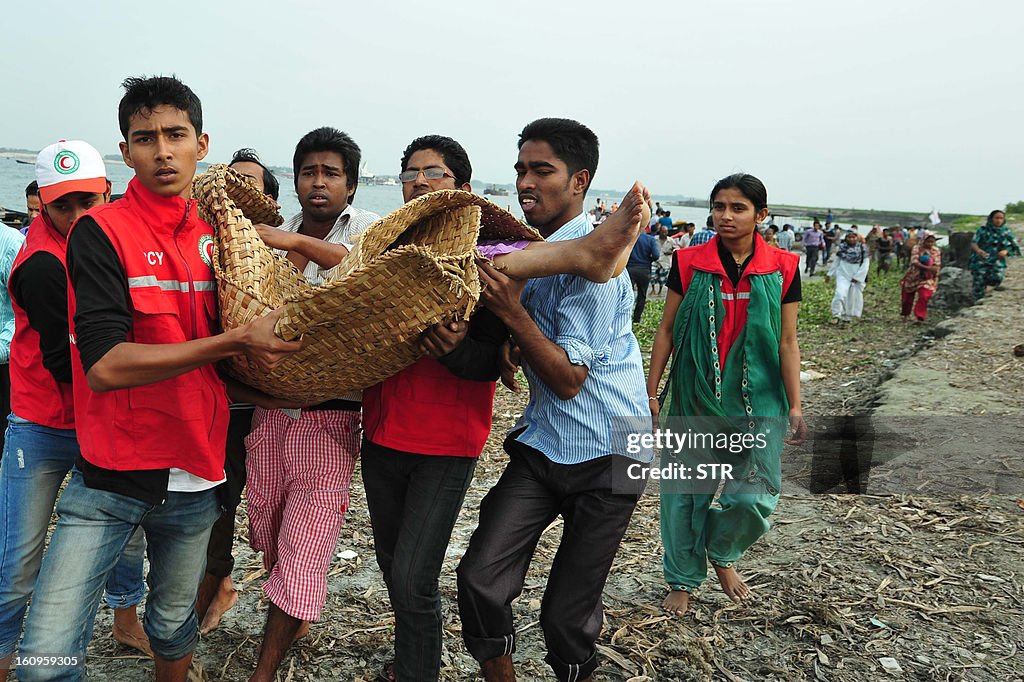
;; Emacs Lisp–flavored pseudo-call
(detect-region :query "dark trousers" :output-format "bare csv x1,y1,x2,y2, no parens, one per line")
627,264,652,323
0,364,9,457
822,239,833,263
361,439,477,682
804,246,820,275
456,437,644,682
205,406,254,577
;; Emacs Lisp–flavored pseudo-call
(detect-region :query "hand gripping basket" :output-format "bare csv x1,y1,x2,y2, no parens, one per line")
193,164,540,404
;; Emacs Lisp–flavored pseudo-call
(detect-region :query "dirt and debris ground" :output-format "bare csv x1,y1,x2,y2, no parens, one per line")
63,237,1024,681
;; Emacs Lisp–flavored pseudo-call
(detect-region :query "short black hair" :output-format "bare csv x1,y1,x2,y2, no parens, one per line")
710,173,768,212
25,181,38,197
230,148,280,201
292,127,361,202
518,118,599,192
118,75,203,140
401,135,472,187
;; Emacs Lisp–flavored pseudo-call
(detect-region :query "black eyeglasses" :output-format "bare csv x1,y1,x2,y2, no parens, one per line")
399,167,455,183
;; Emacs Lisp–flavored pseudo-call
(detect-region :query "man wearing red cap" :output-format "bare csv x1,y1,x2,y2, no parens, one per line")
0,141,152,678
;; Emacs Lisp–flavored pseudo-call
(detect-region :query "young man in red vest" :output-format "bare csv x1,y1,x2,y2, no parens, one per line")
360,135,508,682
18,77,301,682
0,141,152,678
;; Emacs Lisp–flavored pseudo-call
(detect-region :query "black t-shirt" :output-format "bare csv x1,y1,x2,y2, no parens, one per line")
8,252,73,383
877,237,894,255
666,239,802,304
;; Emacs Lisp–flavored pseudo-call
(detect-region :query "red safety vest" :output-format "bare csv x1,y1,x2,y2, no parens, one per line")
362,356,495,458
8,214,75,429
674,233,799,369
68,177,228,481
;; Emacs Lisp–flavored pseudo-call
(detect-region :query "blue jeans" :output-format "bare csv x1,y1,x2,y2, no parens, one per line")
0,415,146,658
18,471,220,680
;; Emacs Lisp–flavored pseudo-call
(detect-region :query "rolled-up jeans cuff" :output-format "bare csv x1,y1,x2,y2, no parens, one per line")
463,632,516,664
544,648,598,682
105,584,146,609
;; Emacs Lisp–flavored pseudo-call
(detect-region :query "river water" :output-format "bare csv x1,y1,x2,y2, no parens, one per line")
0,155,722,226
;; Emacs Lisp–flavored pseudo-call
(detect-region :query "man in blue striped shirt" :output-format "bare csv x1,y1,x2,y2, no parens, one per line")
457,118,653,682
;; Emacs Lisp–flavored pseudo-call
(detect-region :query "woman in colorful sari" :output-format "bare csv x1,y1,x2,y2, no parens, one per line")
900,232,941,322
646,173,807,617
969,210,1020,301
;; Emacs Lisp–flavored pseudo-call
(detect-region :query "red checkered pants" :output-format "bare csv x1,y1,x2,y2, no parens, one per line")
245,408,360,620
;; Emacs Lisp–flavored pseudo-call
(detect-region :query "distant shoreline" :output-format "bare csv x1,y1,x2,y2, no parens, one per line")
666,198,968,228
0,151,972,222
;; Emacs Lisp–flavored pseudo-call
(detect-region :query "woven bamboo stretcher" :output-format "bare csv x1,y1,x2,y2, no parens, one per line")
193,164,540,403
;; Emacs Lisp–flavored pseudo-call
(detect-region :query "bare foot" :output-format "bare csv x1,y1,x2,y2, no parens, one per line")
713,564,750,602
662,589,690,616
575,182,647,282
199,576,239,635
293,620,310,642
112,615,153,657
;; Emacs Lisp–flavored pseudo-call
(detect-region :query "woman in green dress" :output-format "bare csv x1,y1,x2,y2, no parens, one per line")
969,210,1020,301
646,173,807,616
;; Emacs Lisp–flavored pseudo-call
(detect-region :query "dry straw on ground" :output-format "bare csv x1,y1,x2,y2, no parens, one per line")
83,230,1024,681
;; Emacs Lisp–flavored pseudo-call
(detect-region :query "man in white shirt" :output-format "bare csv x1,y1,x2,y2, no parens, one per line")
244,127,380,682
776,224,795,251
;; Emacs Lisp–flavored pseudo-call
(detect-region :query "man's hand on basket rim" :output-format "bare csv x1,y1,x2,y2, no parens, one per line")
254,224,296,251
238,307,304,370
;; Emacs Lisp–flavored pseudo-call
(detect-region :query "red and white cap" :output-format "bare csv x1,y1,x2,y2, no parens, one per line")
35,140,108,204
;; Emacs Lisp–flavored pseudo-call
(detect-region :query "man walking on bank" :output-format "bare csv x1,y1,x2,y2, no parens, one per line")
456,118,652,682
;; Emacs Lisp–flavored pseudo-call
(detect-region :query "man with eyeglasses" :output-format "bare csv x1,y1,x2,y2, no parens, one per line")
242,127,380,682
360,135,509,682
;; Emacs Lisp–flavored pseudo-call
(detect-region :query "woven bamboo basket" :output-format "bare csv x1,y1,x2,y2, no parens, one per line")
193,165,540,403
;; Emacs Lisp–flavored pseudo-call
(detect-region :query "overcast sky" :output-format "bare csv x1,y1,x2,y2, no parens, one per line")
4,0,1021,213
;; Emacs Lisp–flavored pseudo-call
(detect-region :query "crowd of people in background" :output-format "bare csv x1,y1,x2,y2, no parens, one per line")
626,207,1019,327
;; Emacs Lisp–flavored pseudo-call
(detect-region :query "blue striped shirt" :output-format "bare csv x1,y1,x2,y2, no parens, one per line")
0,228,26,363
688,228,715,247
512,213,653,464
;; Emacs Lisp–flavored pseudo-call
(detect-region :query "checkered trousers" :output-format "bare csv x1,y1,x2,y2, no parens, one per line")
245,407,360,620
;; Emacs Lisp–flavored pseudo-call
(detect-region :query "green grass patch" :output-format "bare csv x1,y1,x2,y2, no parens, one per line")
950,215,984,233
633,299,665,351
797,267,905,329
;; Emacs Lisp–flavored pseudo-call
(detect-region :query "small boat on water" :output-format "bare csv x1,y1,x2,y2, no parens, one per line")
483,185,509,196
1,207,28,229
15,159,32,165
